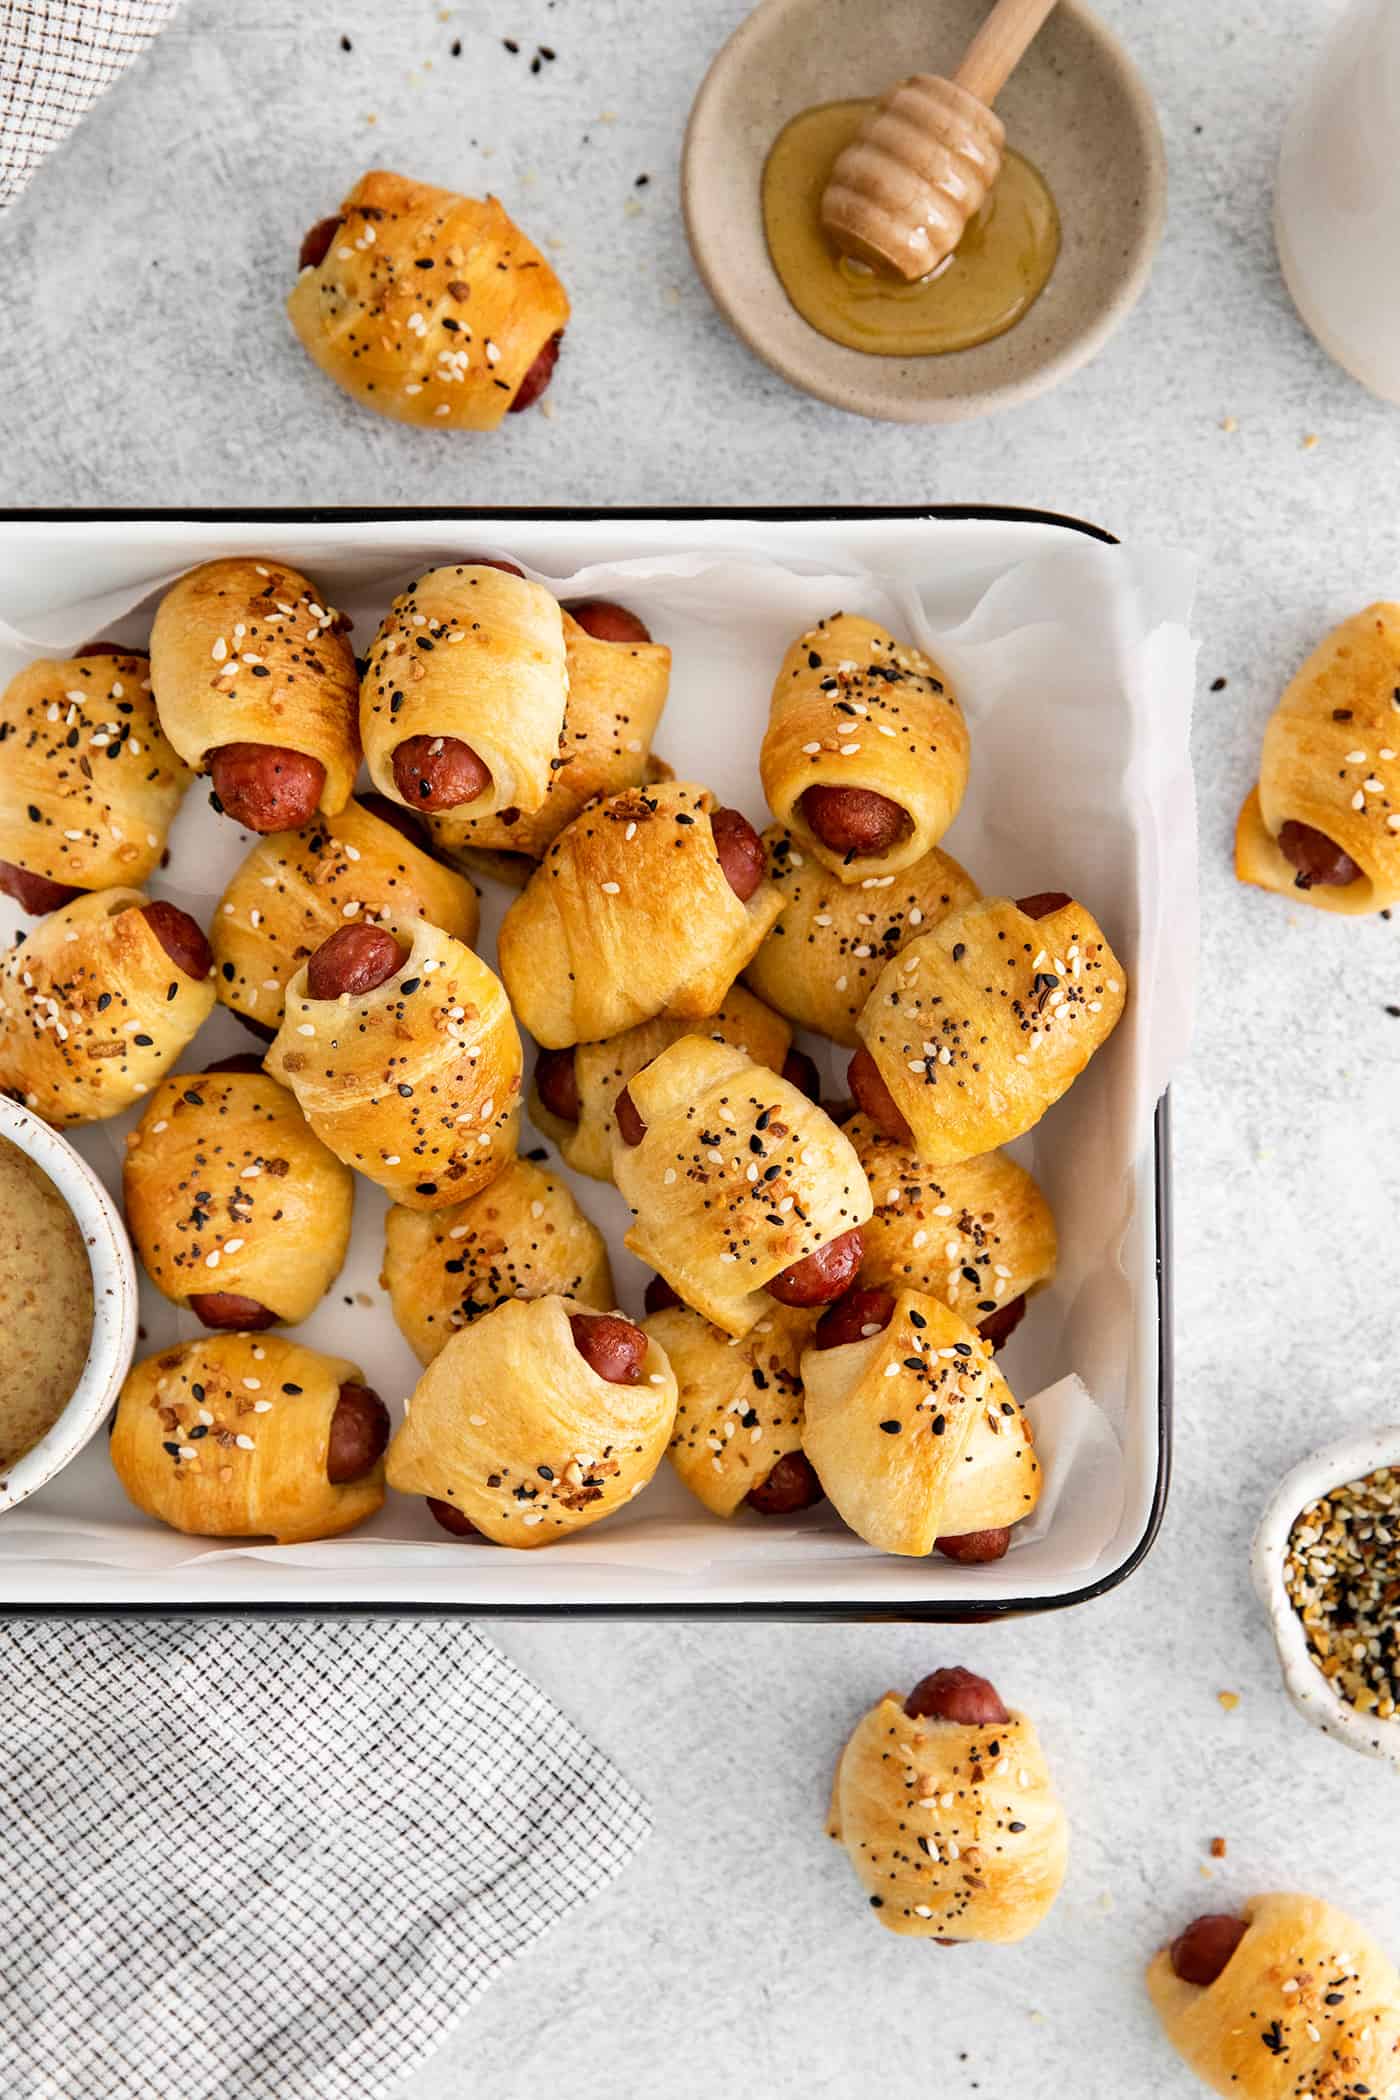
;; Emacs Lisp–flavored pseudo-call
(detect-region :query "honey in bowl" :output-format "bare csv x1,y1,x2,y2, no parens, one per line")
0,1135,93,1476
763,98,1059,357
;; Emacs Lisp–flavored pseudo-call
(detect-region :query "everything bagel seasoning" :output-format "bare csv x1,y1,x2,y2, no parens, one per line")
1284,1468,1400,1717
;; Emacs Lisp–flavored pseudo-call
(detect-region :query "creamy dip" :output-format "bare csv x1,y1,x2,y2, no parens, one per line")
0,1135,94,1477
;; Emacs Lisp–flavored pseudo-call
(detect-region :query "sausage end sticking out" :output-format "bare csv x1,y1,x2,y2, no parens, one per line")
1169,1915,1249,1988
800,784,908,859
298,214,343,271
326,1382,390,1485
208,744,326,833
535,1047,580,1123
569,1311,647,1385
814,1286,895,1350
766,1225,864,1308
73,640,149,661
903,1667,1009,1725
781,1047,821,1102
568,600,652,645
141,900,213,980
1277,819,1363,890
508,332,563,413
427,1495,478,1537
390,734,491,813
847,1045,914,1147
1016,891,1073,921
0,861,82,915
978,1294,1026,1352
614,1084,647,1148
187,1291,278,1331
305,922,406,1001
935,1527,1012,1564
710,806,766,903
746,1450,824,1516
643,1273,682,1316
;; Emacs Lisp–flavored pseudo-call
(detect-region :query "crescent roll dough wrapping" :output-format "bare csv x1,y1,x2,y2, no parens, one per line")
744,825,979,1045
149,558,360,812
286,170,570,432
800,1287,1041,1554
0,889,215,1126
529,986,792,1183
612,1035,872,1340
385,1293,678,1546
382,1155,614,1365
361,564,568,821
760,612,969,883
498,780,783,1048
1147,1893,1400,2100
428,609,671,875
855,895,1126,1167
210,797,479,1035
829,1690,1068,1942
110,1334,383,1544
1236,603,1400,914
265,914,521,1211
847,1114,1057,1324
644,1302,815,1518
0,652,192,895
123,1067,354,1324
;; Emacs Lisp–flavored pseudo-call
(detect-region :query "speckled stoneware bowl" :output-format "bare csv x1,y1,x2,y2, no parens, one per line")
0,1096,138,1515
682,0,1166,423
1252,1426,1400,1767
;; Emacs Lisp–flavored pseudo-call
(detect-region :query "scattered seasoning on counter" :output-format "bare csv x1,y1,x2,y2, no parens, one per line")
1210,1836,1227,1859
1209,676,1227,692
1216,1690,1240,1712
1285,1468,1400,1717
340,33,351,50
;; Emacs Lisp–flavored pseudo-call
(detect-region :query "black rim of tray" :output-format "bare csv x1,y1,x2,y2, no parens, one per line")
0,504,1171,1621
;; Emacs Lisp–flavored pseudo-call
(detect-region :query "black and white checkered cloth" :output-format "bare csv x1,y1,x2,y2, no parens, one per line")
0,0,181,210
0,1620,650,2100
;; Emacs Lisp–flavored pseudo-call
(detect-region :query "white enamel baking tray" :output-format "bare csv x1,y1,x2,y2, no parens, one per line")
0,509,1194,1616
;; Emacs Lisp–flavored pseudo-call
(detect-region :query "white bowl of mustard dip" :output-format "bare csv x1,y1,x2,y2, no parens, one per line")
0,1096,137,1514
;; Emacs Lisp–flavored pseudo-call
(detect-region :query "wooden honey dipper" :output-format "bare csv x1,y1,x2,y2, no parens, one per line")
820,0,1060,282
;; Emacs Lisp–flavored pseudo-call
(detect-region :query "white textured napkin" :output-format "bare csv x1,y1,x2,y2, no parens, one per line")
0,0,181,210
0,1619,650,2100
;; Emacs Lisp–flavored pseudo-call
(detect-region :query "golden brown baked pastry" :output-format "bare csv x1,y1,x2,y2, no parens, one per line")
847,1113,1056,1347
1236,604,1400,913
528,985,793,1183
0,651,192,913
149,558,360,831
743,825,979,1045
382,1154,613,1365
110,1333,387,1543
385,1294,677,1546
829,1668,1068,1942
428,604,672,879
850,893,1126,1167
1147,1892,1400,2099
210,794,478,1037
498,781,783,1048
123,1061,354,1328
643,1300,821,1518
287,170,570,429
360,564,568,822
0,889,215,1126
265,913,521,1210
759,612,969,884
800,1286,1040,1555
612,1035,872,1340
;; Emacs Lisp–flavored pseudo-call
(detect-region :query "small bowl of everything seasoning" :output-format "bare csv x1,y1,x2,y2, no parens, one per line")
1253,1427,1400,1765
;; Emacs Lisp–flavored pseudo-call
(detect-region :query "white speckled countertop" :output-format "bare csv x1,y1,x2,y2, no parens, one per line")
4,1,1400,2094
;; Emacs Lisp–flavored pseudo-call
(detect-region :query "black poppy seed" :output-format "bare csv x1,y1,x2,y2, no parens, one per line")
1008,1821,1026,1833
879,1420,902,1434
397,1083,414,1097
282,1382,302,1394
932,1414,946,1435
188,1424,208,1440
133,1033,153,1046
97,992,112,1012
952,942,965,961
